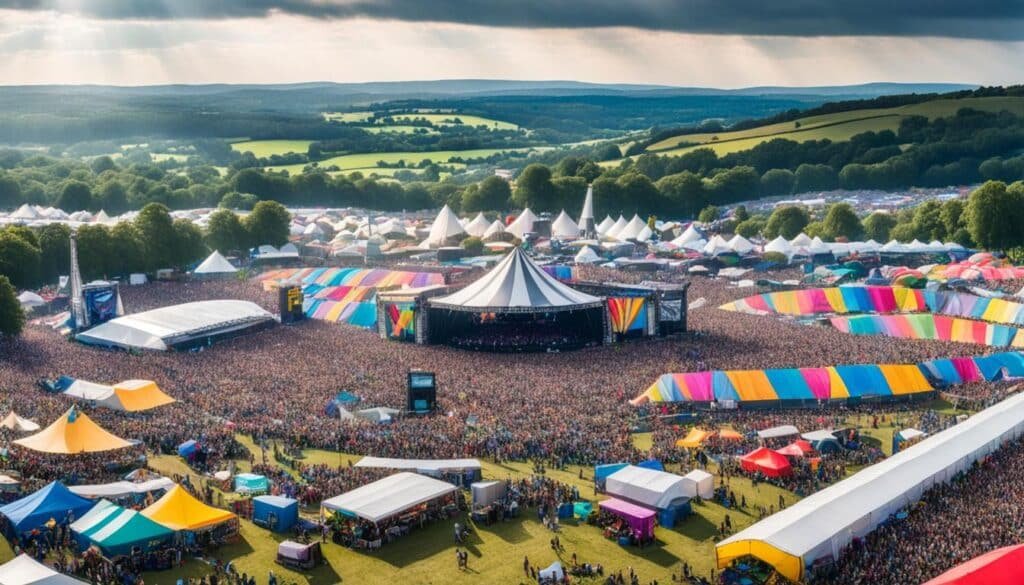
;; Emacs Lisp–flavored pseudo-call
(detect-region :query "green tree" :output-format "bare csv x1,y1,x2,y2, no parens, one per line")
764,205,810,239
760,169,796,197
95,181,128,214
73,224,112,281
134,203,178,270
734,205,750,223
461,236,484,255
0,275,24,337
793,164,838,193
735,218,766,238
108,222,145,276
656,171,706,218
939,199,965,237
697,205,720,223
36,223,71,285
821,203,863,241
462,176,511,212
862,212,898,242
512,164,555,211
0,229,41,289
205,209,248,254
912,200,945,241
57,180,93,212
89,156,117,175
966,181,1024,251
173,219,208,268
0,173,22,209
889,221,919,243
244,200,290,247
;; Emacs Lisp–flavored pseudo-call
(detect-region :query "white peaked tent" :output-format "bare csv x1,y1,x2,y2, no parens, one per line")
617,215,648,241
193,251,237,276
635,225,653,242
579,185,595,236
596,215,615,235
505,208,538,239
17,291,45,309
574,246,601,264
551,210,580,239
605,215,628,239
703,235,733,256
728,235,755,255
431,247,603,311
482,220,506,240
10,204,40,220
93,210,112,224
0,412,40,432
421,205,466,248
302,223,324,238
463,213,490,237
672,224,703,246
764,236,794,256
790,233,812,247
0,554,85,584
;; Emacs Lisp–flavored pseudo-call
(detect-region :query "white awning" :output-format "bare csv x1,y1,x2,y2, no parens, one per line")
321,472,458,523
605,465,688,509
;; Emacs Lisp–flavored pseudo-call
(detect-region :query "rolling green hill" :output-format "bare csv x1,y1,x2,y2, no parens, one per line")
644,96,1024,158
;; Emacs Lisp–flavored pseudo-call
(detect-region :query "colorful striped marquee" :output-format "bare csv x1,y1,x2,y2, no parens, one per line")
632,352,1024,405
830,314,1024,348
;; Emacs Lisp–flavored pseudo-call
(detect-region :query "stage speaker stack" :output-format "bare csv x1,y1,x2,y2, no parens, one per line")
407,370,437,413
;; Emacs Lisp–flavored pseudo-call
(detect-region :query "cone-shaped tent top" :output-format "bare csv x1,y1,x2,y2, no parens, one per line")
579,186,595,235
141,485,236,531
482,220,506,240
94,210,112,224
505,208,539,239
463,212,490,237
0,412,40,432
728,234,755,254
605,215,628,239
764,235,793,255
14,407,134,454
422,205,466,248
673,224,704,246
574,246,601,264
596,215,615,234
10,204,40,220
431,247,603,313
551,210,580,238
193,251,237,275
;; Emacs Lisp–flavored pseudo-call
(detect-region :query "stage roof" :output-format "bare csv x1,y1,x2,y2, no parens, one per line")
76,300,273,351
321,472,458,523
430,247,602,313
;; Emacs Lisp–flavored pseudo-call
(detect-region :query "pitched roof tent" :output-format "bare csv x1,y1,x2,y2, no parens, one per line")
463,212,490,237
13,407,134,454
420,205,465,248
430,247,603,313
505,208,538,239
551,210,580,238
193,251,237,275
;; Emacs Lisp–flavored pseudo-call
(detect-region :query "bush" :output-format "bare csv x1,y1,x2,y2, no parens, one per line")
461,236,484,255
762,252,789,265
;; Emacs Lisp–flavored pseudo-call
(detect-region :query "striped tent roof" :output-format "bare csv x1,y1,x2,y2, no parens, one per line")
430,247,602,313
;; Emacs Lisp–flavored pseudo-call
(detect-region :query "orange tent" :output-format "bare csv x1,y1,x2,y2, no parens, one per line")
13,407,133,454
718,429,744,440
676,428,713,448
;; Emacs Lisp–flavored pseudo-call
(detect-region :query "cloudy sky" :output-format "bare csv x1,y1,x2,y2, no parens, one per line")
0,1,1021,87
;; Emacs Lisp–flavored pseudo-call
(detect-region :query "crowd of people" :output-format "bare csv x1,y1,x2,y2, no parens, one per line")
0,261,1021,584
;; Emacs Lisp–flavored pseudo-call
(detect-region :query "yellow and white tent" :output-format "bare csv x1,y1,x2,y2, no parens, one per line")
0,412,40,432
141,485,236,532
62,378,175,412
13,407,134,454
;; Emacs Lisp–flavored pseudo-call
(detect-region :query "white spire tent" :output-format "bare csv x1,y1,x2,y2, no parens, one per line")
671,224,703,246
463,213,490,238
574,246,601,264
702,235,733,256
482,220,507,241
0,412,40,432
764,236,793,256
420,205,466,248
550,210,580,239
605,215,628,240
616,215,648,241
10,204,40,220
596,215,615,235
431,247,603,312
728,235,755,255
790,233,812,248
505,208,539,239
579,185,596,237
93,210,112,224
193,251,237,276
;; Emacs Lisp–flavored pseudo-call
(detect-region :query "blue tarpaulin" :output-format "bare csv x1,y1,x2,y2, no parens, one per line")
177,440,197,457
0,482,93,536
253,495,298,533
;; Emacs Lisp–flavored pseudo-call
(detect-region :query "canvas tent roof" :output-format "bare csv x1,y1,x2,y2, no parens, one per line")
728,235,755,254
141,485,236,531
463,213,490,237
76,300,273,351
430,247,603,312
62,379,174,412
69,478,174,499
71,500,174,557
0,413,39,432
505,208,538,239
616,215,648,241
0,554,86,584
193,251,237,275
574,246,601,264
718,390,1024,582
354,457,481,474
605,216,628,239
421,205,465,248
596,215,615,234
673,225,703,246
550,210,580,238
764,236,793,255
482,220,506,240
321,472,458,523
0,482,94,535
16,292,45,308
757,425,800,439
605,465,688,510
13,407,133,454
923,543,1024,585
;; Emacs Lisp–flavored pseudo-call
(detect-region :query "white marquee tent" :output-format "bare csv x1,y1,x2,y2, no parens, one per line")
605,465,688,510
463,213,490,237
193,251,237,276
321,472,458,523
420,205,465,248
682,469,714,499
0,554,85,584
550,210,580,239
505,208,538,239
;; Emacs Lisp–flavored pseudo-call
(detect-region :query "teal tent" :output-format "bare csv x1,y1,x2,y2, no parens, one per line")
71,500,173,557
234,473,269,494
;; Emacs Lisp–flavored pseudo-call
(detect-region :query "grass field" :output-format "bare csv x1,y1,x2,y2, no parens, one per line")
643,96,1024,158
362,126,440,135
386,113,518,130
151,153,191,163
231,140,313,158
267,148,534,175
323,112,374,123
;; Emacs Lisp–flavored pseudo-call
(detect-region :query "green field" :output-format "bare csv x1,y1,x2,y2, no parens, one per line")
267,148,534,175
643,96,1024,158
231,140,313,157
151,153,191,163
323,111,374,123
387,113,518,130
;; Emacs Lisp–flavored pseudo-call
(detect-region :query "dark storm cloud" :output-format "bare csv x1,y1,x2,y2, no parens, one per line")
3,0,1023,40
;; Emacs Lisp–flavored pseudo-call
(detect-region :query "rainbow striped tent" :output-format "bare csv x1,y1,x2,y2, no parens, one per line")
634,352,1024,405
830,314,1024,348
259,268,445,328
